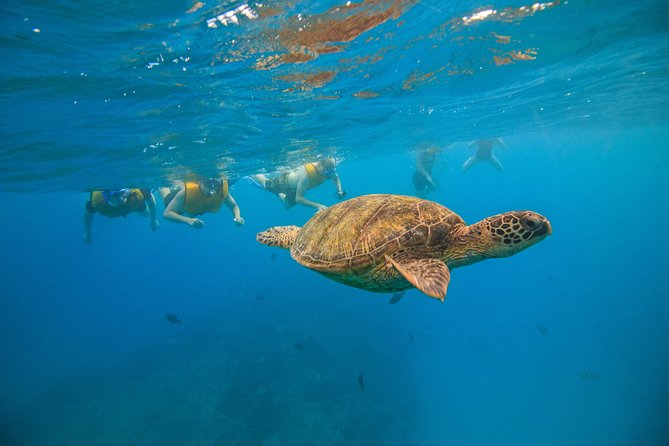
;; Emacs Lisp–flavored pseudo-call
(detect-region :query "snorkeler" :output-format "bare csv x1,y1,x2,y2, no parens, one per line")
248,157,346,211
413,144,451,197
462,138,506,173
83,188,159,244
159,176,244,229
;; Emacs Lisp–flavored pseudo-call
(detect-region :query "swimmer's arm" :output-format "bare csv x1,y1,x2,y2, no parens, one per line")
496,138,507,149
295,172,326,210
146,192,159,231
330,172,344,195
224,193,244,224
163,189,193,225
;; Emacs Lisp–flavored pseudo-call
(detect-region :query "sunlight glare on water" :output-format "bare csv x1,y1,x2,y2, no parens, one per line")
0,0,667,190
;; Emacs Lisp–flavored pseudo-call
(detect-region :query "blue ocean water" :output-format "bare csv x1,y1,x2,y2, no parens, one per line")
1,0,668,444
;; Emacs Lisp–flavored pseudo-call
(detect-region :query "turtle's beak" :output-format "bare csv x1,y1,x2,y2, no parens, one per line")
537,219,552,236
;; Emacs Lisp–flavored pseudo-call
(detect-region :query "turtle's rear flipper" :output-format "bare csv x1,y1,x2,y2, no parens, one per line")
385,255,450,301
257,226,301,249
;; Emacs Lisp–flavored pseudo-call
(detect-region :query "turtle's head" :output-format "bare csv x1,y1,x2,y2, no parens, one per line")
479,211,551,258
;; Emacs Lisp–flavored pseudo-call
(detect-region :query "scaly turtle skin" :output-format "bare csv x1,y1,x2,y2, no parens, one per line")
257,194,551,301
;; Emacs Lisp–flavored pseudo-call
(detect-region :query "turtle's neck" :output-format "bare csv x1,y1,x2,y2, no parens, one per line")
445,221,493,269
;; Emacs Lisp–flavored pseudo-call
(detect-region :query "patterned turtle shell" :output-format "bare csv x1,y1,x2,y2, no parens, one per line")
290,194,465,273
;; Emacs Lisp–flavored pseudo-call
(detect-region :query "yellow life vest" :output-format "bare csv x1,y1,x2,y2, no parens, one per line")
304,163,329,189
90,189,145,218
182,180,229,215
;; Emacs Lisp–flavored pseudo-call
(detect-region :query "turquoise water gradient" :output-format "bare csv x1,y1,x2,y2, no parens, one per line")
1,0,668,444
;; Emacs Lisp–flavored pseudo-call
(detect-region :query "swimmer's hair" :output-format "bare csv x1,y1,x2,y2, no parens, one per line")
320,157,337,169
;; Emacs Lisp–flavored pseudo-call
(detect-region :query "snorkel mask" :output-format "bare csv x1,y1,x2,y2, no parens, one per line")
199,178,222,196
104,189,131,206
320,159,336,176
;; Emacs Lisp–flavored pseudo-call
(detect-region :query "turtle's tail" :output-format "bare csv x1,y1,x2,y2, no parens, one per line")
256,225,301,250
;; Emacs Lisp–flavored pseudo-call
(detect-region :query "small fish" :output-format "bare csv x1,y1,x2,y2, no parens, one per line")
270,253,277,260
165,313,181,324
358,373,365,390
409,333,415,343
537,324,549,336
254,295,265,301
581,370,601,381
388,291,405,304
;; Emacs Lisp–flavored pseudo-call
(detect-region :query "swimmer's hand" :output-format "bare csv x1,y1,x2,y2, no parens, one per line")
151,219,160,231
83,234,92,245
190,218,205,229
316,204,328,211
234,217,245,226
336,190,347,200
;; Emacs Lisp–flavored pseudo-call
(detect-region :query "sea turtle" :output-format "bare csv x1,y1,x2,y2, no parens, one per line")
256,194,551,301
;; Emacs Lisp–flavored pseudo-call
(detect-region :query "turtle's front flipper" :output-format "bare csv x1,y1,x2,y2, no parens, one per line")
385,255,450,301
257,226,301,249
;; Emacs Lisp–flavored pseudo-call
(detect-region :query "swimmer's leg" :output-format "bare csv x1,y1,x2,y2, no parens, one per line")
158,187,171,201
462,155,477,172
246,174,268,189
159,187,179,207
489,155,504,172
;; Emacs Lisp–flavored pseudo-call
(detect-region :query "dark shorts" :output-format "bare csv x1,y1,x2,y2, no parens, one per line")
412,171,434,193
266,175,296,207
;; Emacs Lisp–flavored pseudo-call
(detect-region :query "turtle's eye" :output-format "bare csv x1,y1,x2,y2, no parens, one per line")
522,217,540,231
